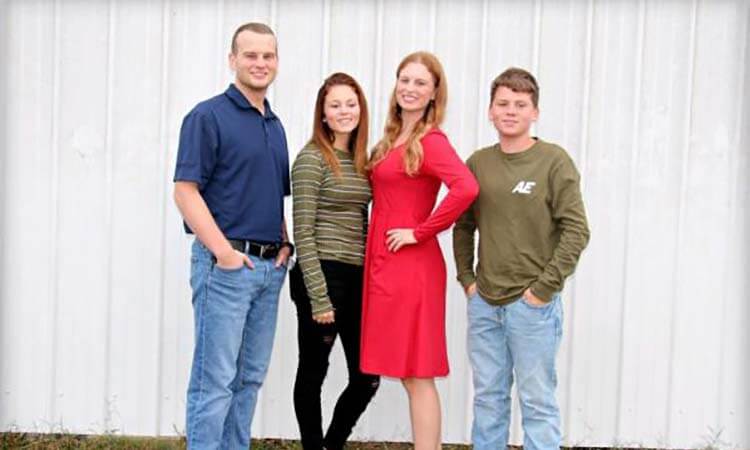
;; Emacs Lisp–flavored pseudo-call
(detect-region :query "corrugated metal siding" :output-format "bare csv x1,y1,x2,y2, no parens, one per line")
1,0,748,447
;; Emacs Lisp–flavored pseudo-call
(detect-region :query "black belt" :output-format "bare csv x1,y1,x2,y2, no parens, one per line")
228,239,280,259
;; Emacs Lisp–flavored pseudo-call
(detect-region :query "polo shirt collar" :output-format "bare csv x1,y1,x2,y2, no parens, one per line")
225,83,276,119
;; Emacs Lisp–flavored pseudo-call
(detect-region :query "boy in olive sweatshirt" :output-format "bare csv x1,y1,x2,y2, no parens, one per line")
453,68,590,450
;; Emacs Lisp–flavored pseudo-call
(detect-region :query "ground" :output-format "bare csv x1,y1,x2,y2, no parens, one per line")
0,434,474,450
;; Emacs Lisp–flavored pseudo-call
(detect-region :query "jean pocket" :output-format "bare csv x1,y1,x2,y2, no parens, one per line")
275,265,289,279
213,263,245,275
520,296,553,310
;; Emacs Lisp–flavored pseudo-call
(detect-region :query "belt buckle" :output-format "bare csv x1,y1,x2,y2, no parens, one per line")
259,243,271,258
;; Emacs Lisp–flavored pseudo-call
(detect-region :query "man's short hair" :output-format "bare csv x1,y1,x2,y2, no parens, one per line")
231,22,276,54
490,67,539,108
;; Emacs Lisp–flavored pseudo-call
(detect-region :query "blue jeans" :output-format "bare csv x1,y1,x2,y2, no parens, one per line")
467,291,563,450
186,239,287,450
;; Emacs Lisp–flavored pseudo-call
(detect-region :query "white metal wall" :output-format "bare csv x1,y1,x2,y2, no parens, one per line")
1,0,748,447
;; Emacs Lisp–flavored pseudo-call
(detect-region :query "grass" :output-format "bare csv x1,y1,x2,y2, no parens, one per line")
0,433,183,450
0,433,473,450
2,433,709,450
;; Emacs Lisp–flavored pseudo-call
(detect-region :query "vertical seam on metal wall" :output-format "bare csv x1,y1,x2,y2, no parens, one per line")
49,0,62,425
363,4,384,433
473,0,488,150
0,3,8,416
362,2,382,431
428,0,437,52
718,0,749,428
576,0,594,186
466,1,489,438
216,0,225,91
615,0,646,440
530,0,542,139
458,2,470,138
268,0,278,103
734,4,750,158
664,0,698,443
371,0,384,144
321,0,331,79
102,0,116,433
254,0,277,428
532,0,542,74
155,0,171,434
566,0,594,430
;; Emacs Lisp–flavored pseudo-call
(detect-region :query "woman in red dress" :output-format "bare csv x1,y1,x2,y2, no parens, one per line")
360,51,478,449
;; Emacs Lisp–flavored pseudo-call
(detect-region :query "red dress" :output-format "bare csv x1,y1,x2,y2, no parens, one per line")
360,128,479,377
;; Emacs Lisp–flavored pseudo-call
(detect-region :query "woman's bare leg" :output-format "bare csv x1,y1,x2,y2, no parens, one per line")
402,377,441,450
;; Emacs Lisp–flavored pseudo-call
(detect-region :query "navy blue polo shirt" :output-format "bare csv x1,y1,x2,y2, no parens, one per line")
174,84,290,243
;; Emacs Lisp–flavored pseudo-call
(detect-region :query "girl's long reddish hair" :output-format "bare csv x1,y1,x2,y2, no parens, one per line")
368,51,447,176
311,72,369,176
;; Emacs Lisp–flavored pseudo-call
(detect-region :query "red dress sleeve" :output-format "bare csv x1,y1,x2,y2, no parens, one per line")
413,129,479,242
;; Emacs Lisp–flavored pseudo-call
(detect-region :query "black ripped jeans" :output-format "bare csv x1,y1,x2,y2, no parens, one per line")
290,260,380,450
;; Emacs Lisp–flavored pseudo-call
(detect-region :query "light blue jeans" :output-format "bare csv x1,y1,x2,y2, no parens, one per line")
186,239,287,450
467,291,563,450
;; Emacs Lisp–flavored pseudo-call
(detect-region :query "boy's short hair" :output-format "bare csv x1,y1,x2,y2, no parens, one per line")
490,67,539,107
231,22,276,54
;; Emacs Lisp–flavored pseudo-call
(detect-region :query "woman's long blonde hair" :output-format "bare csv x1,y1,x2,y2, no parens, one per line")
367,51,447,176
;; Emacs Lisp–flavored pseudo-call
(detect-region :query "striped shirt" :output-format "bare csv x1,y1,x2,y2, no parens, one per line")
292,143,372,314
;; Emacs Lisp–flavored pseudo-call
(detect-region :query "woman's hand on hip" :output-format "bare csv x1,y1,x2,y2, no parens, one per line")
386,228,417,252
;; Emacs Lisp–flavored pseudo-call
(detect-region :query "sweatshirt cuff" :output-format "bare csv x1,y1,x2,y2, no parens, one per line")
457,272,477,289
529,281,556,303
310,298,334,315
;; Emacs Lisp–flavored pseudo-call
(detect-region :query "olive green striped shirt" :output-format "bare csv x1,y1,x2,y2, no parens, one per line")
291,143,371,314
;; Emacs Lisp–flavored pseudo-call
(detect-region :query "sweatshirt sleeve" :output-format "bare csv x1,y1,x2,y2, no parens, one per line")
291,147,333,314
452,155,479,289
413,130,479,243
529,155,591,301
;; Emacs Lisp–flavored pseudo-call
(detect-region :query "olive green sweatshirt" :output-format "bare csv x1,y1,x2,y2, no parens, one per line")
452,139,590,305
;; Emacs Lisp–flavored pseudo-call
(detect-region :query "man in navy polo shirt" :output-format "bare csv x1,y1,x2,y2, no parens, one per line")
173,22,292,449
